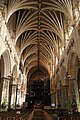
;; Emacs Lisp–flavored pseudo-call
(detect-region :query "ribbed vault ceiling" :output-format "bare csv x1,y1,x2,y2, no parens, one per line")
0,0,74,81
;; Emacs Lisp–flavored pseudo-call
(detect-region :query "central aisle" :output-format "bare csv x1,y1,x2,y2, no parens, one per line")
32,109,45,120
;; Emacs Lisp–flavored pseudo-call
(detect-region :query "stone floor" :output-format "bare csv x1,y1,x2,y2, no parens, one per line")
32,109,45,120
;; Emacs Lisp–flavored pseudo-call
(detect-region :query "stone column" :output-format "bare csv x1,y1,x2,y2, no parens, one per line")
15,85,18,109
51,91,56,108
0,77,3,105
10,84,17,109
8,84,12,110
61,85,68,109
57,88,61,108
8,76,13,110
0,77,10,110
55,85,59,108
68,78,79,110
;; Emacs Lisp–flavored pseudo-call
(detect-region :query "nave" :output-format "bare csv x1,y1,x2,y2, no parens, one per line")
0,0,80,119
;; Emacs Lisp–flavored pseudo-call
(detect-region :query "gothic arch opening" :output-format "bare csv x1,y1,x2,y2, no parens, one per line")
0,50,11,108
26,66,51,108
67,52,79,110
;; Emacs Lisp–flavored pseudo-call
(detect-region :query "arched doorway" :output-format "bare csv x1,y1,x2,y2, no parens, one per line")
27,66,50,108
0,50,11,110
